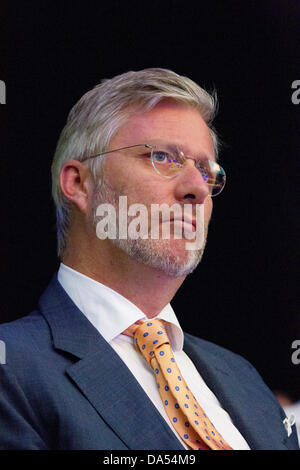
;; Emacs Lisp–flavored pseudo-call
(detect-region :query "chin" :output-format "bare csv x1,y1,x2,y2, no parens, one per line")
112,236,206,278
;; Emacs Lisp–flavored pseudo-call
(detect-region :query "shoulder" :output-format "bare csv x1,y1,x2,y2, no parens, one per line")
0,310,53,368
184,331,256,368
183,331,276,397
0,310,50,345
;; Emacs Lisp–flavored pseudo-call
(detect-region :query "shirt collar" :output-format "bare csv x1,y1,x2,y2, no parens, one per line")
57,263,184,352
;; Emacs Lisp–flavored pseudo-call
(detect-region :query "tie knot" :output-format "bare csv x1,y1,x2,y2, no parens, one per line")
126,319,170,365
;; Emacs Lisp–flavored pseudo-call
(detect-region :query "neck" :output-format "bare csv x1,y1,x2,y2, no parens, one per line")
62,236,185,318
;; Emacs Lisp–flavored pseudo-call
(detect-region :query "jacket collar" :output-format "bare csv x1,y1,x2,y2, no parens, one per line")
38,274,103,358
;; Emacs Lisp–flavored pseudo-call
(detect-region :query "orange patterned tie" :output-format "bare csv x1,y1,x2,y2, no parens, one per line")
123,319,232,450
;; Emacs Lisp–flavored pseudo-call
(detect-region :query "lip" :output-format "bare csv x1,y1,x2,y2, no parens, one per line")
162,216,196,230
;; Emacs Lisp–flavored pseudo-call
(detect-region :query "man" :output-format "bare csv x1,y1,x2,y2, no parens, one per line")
0,69,298,450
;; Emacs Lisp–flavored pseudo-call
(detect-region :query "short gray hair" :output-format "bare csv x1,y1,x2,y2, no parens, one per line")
51,68,219,257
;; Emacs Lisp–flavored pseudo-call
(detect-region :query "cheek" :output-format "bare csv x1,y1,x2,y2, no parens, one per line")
204,198,213,222
127,183,166,207
103,156,155,198
109,171,165,205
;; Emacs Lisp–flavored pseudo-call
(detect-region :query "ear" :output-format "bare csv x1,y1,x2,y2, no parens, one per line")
59,160,93,213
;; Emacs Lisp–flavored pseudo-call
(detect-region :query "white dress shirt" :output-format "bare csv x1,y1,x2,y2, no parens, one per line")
58,263,250,450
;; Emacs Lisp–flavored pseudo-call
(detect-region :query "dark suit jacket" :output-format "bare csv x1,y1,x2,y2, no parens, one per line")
0,275,298,450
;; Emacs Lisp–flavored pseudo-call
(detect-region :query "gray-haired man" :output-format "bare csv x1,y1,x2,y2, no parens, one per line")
0,69,298,450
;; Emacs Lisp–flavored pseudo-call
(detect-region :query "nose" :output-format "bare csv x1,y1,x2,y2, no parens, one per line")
174,159,210,204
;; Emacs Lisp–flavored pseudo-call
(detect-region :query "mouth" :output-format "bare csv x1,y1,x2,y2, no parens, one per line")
161,216,197,233
174,217,196,230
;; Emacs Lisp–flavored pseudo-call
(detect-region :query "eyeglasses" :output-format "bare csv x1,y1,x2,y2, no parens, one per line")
82,143,226,197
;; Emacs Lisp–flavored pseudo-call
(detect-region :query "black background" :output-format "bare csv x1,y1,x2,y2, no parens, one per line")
1,0,299,399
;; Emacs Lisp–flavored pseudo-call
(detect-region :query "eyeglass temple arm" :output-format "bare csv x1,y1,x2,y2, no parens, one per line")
80,144,152,162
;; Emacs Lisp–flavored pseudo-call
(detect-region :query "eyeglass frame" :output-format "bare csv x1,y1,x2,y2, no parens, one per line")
80,143,226,197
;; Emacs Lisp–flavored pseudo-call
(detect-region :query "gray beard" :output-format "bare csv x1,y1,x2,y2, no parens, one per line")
91,177,208,278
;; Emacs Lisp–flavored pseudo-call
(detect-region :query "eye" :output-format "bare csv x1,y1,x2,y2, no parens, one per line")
200,168,210,181
152,151,171,164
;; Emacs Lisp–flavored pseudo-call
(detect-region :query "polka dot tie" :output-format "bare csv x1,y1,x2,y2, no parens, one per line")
122,319,232,450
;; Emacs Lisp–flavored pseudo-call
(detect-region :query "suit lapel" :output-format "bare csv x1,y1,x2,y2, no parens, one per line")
39,276,184,450
66,345,184,450
183,333,289,450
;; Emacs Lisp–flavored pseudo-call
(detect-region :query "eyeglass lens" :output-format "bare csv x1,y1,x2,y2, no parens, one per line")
151,146,225,196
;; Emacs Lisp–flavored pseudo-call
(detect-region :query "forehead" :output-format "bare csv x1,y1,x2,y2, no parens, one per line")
110,101,215,158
